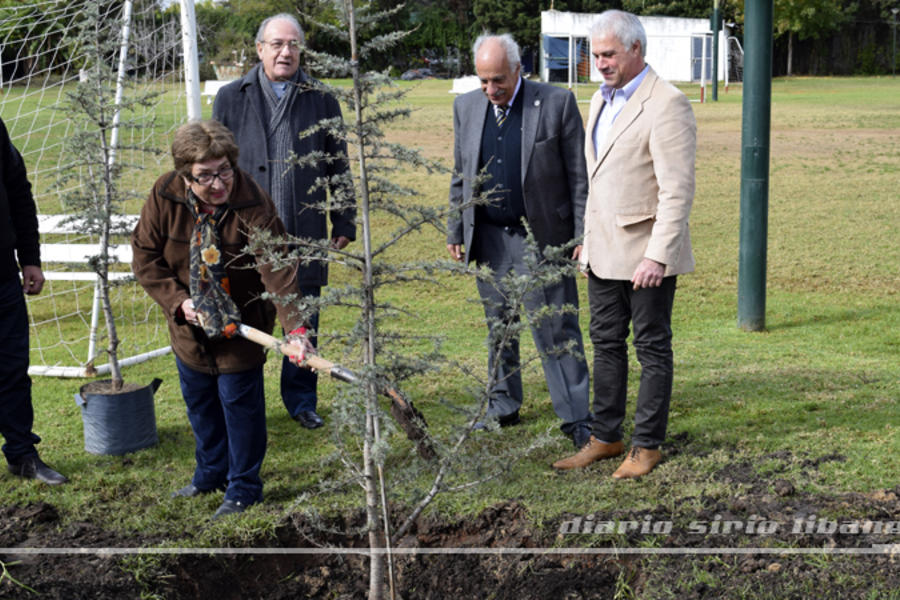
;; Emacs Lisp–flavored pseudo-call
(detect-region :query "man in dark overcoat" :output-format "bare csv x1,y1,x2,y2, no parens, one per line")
214,13,356,430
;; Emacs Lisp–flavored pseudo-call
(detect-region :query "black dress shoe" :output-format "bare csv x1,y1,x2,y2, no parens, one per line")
474,409,521,430
293,410,324,429
170,483,223,498
7,455,68,485
212,499,247,520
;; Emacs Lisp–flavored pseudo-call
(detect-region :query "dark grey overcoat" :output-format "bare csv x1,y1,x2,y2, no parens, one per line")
213,63,356,286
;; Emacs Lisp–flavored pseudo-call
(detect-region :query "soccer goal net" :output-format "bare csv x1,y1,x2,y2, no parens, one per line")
1,0,191,377
726,35,744,88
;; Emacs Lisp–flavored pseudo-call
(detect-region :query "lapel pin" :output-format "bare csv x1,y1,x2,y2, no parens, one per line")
534,99,541,107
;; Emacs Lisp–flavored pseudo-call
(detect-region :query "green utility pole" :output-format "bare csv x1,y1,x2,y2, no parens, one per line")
738,0,773,331
711,0,721,101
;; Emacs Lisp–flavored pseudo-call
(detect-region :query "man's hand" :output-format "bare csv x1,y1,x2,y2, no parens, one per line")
331,236,351,250
447,243,463,262
631,258,665,290
571,244,583,262
21,265,44,295
571,246,591,278
285,326,315,366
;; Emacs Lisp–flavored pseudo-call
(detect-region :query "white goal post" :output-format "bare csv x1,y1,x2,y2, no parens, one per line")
1,0,203,377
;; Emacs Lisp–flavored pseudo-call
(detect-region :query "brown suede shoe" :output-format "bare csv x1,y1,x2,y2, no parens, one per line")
612,447,662,479
552,436,624,470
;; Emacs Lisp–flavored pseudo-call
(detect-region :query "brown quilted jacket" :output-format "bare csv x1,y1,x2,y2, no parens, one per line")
131,169,299,374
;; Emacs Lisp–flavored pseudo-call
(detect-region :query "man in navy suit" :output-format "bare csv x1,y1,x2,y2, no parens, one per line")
446,33,591,447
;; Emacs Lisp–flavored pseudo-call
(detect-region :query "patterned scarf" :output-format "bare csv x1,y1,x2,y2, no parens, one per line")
187,189,241,340
258,65,302,228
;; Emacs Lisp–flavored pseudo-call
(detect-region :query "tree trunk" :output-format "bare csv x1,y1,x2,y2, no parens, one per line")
787,32,793,76
344,0,387,597
364,410,386,600
99,131,123,391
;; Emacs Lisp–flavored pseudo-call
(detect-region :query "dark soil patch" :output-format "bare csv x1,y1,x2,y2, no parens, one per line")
2,450,899,599
78,380,147,395
0,503,167,599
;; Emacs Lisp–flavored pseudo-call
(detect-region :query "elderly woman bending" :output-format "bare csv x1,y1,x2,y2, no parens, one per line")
132,120,307,520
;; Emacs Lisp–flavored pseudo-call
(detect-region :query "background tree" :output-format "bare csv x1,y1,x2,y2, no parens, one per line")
410,0,477,74
0,0,72,81
374,0,476,76
621,0,697,16
178,0,900,79
472,0,543,55
774,0,850,75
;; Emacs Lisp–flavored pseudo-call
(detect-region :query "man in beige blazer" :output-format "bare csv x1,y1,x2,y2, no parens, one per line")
552,10,696,478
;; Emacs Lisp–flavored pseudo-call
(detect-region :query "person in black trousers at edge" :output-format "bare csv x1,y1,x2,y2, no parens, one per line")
0,116,68,486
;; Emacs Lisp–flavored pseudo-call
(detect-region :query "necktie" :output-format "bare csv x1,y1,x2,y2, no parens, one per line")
495,104,509,127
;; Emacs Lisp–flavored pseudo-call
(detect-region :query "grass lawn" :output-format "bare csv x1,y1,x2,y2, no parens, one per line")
3,75,899,584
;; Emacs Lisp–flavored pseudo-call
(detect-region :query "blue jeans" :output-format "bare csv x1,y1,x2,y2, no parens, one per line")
280,285,319,417
0,277,41,463
175,357,266,504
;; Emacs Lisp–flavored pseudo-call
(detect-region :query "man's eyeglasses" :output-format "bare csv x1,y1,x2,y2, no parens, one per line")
260,39,302,53
189,166,234,186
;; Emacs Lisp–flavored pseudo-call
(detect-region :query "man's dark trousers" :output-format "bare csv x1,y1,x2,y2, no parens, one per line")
0,277,41,463
280,285,319,416
588,273,677,449
473,222,591,431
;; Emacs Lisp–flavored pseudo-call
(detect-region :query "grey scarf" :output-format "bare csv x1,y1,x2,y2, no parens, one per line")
258,65,302,229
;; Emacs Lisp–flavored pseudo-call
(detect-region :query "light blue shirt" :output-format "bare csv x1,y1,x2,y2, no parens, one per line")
269,80,289,100
592,64,650,155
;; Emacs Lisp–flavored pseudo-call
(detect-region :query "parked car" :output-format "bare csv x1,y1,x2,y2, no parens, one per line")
400,67,434,80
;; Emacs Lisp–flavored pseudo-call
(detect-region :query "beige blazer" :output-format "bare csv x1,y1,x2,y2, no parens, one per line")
581,67,696,280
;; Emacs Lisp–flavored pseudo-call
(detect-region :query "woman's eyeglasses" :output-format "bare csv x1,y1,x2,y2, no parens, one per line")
190,166,234,186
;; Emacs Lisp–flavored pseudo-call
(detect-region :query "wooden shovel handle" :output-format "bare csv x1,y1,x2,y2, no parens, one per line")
236,324,433,459
236,323,352,379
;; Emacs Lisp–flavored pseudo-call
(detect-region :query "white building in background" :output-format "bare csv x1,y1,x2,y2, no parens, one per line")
540,10,731,85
